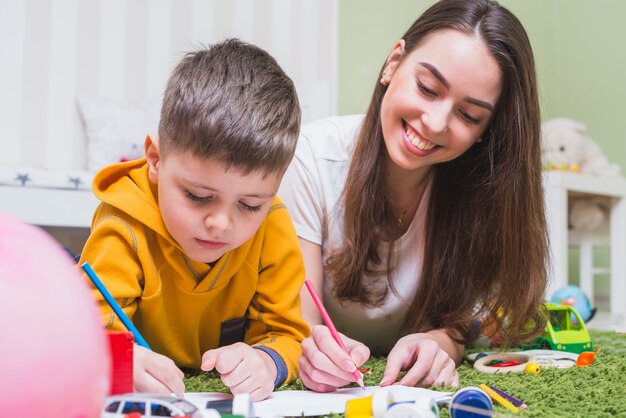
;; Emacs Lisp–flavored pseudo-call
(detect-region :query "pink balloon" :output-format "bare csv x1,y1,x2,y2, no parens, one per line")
0,213,110,418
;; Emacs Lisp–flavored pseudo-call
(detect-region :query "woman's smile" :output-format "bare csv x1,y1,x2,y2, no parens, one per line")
403,120,440,156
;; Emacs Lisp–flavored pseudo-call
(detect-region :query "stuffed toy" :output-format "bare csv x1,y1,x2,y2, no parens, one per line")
542,118,621,232
541,118,620,176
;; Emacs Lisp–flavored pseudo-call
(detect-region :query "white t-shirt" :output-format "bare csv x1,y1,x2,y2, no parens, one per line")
279,115,428,353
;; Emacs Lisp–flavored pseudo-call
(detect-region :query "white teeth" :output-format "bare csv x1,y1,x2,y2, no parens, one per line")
405,127,436,151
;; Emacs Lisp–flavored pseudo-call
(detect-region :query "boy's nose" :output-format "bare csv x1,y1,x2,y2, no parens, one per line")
205,210,232,231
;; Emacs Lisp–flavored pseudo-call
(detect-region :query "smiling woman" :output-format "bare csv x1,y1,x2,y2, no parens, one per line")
279,0,548,393
380,29,502,169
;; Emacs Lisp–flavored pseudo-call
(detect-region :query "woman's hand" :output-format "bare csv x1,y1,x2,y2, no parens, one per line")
299,324,371,392
380,333,459,388
133,345,186,395
201,342,277,401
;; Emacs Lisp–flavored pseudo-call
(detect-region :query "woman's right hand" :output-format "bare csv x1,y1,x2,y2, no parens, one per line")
133,345,185,395
299,324,371,392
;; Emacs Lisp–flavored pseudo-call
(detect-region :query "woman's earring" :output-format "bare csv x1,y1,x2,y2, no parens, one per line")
476,137,483,143
380,71,389,86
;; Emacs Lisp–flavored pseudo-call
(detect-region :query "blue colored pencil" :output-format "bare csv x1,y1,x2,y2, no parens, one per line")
81,262,151,349
488,385,528,409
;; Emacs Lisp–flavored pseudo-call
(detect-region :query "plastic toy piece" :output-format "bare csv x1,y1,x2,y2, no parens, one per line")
522,302,592,354
489,361,520,367
345,390,394,418
475,353,488,361
474,353,529,374
107,330,134,395
524,362,541,374
449,387,493,418
206,394,254,418
575,351,596,367
384,401,438,418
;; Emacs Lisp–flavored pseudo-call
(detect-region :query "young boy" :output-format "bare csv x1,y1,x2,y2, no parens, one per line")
79,39,309,401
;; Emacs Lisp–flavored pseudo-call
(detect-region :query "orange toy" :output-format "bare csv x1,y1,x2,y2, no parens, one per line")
576,351,596,367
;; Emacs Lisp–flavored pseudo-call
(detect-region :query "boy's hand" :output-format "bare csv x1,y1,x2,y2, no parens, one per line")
380,333,459,388
133,345,185,395
299,325,370,393
201,342,277,401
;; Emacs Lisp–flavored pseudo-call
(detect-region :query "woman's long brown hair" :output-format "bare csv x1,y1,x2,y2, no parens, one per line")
326,0,548,346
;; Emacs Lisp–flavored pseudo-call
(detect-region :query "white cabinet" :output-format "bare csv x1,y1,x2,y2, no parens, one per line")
543,171,626,330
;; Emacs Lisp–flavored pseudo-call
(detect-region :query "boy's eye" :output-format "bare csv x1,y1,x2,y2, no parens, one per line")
417,80,437,97
186,191,210,203
240,202,262,212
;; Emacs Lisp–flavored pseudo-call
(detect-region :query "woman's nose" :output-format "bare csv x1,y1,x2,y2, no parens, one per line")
422,103,451,135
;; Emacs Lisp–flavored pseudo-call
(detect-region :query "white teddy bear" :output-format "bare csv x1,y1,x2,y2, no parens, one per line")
542,118,621,232
541,118,620,177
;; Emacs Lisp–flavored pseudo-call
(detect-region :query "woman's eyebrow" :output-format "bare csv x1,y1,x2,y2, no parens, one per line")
419,62,449,88
465,97,494,112
419,61,495,112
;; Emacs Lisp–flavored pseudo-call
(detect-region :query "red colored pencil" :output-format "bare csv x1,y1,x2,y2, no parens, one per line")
303,279,365,389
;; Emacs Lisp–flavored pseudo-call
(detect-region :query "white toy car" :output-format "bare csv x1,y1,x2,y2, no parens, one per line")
101,394,217,418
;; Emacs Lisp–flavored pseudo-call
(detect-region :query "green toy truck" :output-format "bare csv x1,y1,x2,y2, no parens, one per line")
524,302,592,354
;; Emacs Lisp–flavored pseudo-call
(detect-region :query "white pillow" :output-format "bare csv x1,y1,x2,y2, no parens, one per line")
77,96,161,172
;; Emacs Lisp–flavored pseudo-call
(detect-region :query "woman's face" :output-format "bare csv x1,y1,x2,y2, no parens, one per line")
380,29,503,172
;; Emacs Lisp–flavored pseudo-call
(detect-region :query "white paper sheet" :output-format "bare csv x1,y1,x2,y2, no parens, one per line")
185,386,452,417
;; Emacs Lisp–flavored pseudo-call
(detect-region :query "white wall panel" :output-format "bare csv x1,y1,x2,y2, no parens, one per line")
20,0,52,168
44,0,79,169
231,0,256,44
146,0,173,100
268,0,294,78
2,0,338,171
98,0,127,99
0,0,26,166
191,0,216,44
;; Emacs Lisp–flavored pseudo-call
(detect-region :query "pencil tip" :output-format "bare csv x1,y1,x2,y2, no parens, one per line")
357,378,365,390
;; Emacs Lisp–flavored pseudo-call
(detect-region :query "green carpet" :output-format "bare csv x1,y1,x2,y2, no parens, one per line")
184,329,626,417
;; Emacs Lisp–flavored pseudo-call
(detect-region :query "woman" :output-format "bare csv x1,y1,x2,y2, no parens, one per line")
279,0,547,391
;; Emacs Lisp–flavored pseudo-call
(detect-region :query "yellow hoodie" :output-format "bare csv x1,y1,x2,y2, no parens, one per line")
79,158,309,385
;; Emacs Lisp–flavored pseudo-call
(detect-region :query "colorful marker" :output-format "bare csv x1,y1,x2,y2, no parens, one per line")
488,385,528,409
304,279,365,390
81,262,151,349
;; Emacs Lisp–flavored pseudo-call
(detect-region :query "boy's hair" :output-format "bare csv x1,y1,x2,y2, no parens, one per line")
158,38,301,175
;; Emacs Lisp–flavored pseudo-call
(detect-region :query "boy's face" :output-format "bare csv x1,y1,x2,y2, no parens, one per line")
146,136,282,264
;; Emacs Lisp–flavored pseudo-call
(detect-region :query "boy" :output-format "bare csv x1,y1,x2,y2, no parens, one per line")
79,39,309,401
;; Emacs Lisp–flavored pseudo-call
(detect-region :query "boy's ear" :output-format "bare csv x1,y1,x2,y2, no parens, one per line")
382,39,406,83
145,134,161,184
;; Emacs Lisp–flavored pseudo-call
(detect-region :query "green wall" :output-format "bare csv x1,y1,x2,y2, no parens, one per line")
338,0,626,172
338,0,625,300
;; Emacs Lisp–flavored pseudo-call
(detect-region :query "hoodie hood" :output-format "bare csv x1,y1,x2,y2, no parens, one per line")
93,158,173,242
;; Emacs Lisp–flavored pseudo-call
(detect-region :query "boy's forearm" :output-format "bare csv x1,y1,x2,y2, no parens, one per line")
425,328,465,365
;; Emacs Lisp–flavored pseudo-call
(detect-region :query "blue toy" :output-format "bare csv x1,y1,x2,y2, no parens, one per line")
449,387,493,418
550,285,596,323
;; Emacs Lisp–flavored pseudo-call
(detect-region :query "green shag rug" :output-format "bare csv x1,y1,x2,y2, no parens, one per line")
184,330,626,417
